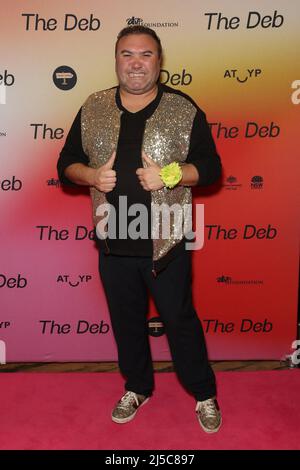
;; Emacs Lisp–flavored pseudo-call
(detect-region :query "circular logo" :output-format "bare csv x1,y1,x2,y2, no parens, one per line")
147,316,165,337
53,66,77,90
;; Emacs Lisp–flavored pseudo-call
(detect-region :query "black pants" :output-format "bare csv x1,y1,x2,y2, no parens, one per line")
98,249,216,401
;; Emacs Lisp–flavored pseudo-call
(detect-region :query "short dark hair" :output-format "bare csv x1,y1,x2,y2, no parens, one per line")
115,26,162,58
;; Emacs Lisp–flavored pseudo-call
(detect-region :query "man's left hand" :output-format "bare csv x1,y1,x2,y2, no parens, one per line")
136,152,164,191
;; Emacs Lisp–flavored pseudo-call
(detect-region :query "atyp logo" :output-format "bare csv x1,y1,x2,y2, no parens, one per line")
53,66,77,90
56,274,92,287
148,317,165,337
160,69,192,86
224,68,261,83
0,274,27,288
0,70,15,104
291,80,300,104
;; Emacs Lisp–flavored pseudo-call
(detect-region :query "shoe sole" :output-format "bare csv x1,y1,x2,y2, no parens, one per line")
111,397,150,424
197,416,222,434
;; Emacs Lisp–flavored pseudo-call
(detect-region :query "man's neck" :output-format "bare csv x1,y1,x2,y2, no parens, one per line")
119,85,158,113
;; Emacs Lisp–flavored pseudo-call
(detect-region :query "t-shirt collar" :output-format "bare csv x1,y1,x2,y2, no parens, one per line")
115,82,163,119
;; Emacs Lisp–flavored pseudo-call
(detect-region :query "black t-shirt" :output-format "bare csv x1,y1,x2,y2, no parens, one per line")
103,86,164,256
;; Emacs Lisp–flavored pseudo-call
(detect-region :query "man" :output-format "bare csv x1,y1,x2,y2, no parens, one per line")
57,26,222,433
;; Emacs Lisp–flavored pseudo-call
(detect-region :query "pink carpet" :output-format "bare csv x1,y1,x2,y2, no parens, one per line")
0,370,299,450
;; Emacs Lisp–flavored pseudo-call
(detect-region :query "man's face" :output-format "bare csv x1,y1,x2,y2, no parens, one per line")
115,34,161,95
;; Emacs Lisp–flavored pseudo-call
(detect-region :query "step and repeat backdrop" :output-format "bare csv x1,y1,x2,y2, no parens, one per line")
0,0,299,362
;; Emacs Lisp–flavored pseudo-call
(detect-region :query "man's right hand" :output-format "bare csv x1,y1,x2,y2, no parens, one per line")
92,151,117,193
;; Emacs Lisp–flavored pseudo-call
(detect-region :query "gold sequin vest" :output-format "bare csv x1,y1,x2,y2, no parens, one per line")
81,87,196,266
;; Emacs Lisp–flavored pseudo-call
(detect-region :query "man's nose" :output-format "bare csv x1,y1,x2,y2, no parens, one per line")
131,57,142,68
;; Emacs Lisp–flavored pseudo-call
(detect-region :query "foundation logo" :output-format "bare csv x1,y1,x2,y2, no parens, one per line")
126,16,143,26
126,16,179,28
251,176,264,189
148,317,165,337
47,178,61,188
53,66,77,90
217,275,263,285
224,68,262,83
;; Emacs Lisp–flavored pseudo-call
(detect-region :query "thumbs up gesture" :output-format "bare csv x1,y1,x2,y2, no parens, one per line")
93,150,117,193
136,151,164,191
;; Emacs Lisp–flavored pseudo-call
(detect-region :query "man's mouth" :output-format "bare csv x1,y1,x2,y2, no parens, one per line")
128,72,145,78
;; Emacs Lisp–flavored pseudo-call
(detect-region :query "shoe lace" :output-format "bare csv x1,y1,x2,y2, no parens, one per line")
119,391,139,409
196,399,217,418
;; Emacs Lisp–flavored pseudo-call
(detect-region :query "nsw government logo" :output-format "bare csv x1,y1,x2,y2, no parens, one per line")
251,175,264,189
53,66,77,90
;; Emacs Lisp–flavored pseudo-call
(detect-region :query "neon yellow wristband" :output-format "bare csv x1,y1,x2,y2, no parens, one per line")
159,162,183,189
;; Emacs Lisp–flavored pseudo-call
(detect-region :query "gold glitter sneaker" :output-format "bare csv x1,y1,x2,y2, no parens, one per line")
195,397,222,433
111,391,150,424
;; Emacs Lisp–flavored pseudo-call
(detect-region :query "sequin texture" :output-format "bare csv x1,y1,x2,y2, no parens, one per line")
81,88,196,263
